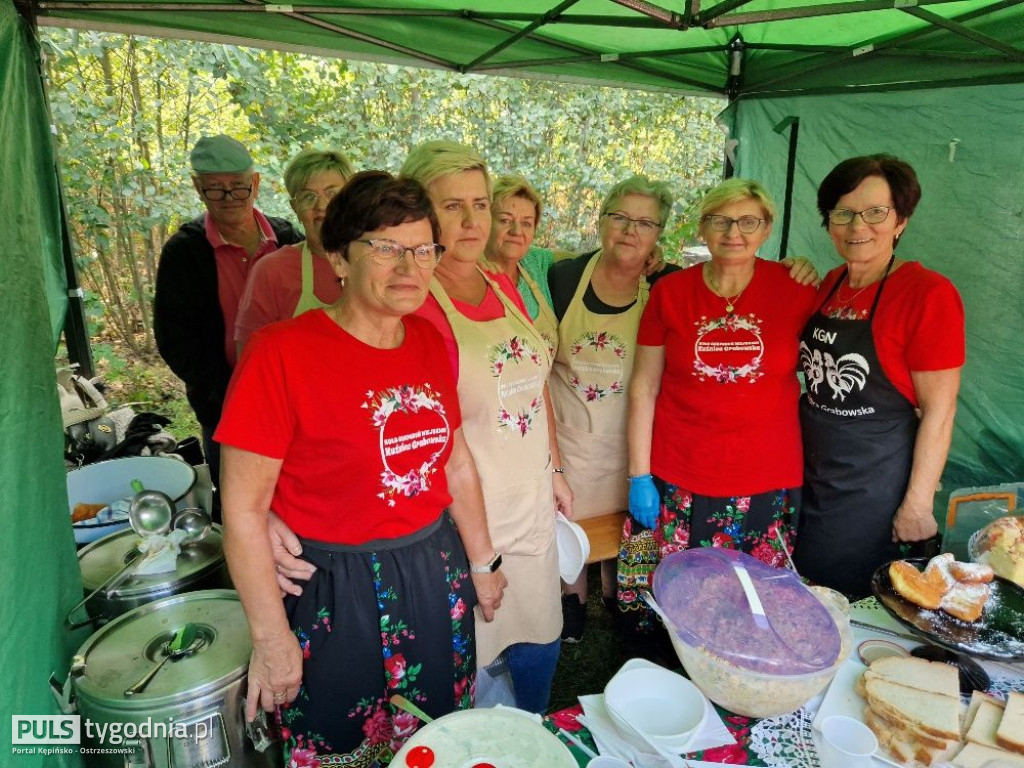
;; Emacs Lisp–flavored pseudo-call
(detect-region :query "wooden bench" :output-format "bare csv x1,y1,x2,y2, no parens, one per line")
578,511,627,564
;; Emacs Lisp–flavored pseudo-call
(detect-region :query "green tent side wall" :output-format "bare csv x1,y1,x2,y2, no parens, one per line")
1,2,84,765
725,83,1024,512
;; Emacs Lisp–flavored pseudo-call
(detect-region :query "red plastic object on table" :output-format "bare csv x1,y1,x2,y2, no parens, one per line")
404,745,435,768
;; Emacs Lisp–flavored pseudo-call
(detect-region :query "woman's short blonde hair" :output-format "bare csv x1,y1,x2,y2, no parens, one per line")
491,174,542,223
283,148,355,199
698,178,777,223
400,140,491,196
601,176,674,227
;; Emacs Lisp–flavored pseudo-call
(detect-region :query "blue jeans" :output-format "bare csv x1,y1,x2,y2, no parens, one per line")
476,639,561,714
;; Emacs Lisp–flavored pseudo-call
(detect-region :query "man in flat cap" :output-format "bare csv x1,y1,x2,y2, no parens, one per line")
154,135,300,502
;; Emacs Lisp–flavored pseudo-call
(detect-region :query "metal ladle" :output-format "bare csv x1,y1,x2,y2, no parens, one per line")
124,628,204,697
128,490,174,537
171,508,212,543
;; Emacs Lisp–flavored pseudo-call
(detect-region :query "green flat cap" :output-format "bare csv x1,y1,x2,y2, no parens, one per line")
190,135,253,174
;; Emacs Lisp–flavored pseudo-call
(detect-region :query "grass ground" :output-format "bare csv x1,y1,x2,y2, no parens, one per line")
547,569,679,713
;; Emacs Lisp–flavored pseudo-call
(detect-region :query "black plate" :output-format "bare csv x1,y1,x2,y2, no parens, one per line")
871,558,1024,660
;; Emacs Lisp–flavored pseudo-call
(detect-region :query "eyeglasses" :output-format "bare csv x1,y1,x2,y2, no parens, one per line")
602,212,662,235
827,206,893,225
355,239,445,267
200,185,253,201
702,214,765,234
291,187,342,211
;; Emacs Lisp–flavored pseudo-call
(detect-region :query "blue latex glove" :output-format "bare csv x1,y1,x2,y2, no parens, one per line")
628,474,660,529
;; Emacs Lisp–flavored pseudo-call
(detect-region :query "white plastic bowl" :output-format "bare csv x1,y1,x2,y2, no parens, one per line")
67,456,197,544
555,512,590,582
604,662,706,752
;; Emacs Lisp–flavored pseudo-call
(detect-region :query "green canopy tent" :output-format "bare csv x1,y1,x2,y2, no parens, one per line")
3,2,1022,765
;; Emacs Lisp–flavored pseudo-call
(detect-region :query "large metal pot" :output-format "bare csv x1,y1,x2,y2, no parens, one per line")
69,456,200,545
70,590,280,768
76,525,229,625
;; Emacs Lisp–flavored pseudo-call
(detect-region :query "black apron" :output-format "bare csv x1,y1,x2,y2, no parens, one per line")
793,257,918,598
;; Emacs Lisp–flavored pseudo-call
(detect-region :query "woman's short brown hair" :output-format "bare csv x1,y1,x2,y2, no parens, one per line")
816,154,921,228
320,170,440,259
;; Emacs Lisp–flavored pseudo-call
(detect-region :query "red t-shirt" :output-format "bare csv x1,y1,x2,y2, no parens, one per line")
234,244,343,346
815,261,965,406
215,310,462,543
638,260,818,496
415,271,530,381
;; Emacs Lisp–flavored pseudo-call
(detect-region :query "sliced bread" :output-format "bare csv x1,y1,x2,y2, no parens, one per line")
952,742,1024,767
996,691,1024,754
864,655,961,697
865,677,962,741
966,697,1007,748
865,707,960,765
963,691,1005,738
870,704,957,750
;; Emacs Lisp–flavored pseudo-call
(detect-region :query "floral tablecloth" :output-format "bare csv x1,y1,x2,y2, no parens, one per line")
545,598,1024,767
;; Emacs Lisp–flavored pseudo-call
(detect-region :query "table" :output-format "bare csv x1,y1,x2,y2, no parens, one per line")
545,598,1024,767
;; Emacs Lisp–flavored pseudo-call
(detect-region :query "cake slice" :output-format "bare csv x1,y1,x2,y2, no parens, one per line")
941,581,992,623
996,691,1024,754
952,742,1024,767
865,677,962,741
863,655,961,697
891,559,946,609
965,697,1006,748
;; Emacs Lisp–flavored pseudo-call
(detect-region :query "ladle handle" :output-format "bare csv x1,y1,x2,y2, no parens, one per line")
124,654,173,697
64,553,141,629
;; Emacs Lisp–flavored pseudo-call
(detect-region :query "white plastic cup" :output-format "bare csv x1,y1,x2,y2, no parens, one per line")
820,715,878,768
586,758,631,768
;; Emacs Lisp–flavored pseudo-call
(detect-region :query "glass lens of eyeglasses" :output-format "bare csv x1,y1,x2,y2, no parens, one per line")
605,212,660,234
828,206,892,225
202,186,253,201
293,187,341,210
706,215,763,234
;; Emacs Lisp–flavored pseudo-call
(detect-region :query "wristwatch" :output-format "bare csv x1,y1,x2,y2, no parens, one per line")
470,552,503,574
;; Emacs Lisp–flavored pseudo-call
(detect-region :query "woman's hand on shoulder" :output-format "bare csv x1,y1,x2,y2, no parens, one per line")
245,630,303,720
892,497,939,542
267,510,316,596
472,569,507,622
781,256,821,287
643,245,666,275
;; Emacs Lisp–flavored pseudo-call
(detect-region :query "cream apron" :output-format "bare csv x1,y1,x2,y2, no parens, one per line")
549,251,650,520
429,269,561,666
517,262,559,360
292,242,332,317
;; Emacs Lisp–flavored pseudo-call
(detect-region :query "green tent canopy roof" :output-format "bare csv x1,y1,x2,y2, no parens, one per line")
35,0,1024,96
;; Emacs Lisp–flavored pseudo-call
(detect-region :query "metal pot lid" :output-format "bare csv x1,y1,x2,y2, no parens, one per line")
73,590,251,709
78,525,225,596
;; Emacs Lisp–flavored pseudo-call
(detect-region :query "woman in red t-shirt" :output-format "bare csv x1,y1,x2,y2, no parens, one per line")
628,179,818,568
795,155,964,598
216,172,505,765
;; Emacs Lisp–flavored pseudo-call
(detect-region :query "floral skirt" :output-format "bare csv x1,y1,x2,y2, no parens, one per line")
617,479,799,628
279,514,476,767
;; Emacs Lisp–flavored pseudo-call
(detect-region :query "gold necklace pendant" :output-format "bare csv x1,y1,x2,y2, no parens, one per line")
705,262,743,313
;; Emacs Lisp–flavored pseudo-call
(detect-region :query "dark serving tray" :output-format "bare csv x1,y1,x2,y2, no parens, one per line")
872,557,1024,661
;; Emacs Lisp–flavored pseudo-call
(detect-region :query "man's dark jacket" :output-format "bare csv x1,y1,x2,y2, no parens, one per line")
153,215,301,428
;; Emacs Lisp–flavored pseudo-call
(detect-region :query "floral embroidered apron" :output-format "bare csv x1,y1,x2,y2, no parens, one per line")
517,262,559,359
292,242,332,317
428,269,561,666
549,251,650,520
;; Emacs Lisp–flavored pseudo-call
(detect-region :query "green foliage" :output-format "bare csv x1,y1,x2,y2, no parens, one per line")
42,30,723,427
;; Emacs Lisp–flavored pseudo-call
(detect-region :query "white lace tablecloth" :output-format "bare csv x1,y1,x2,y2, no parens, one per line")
747,598,1024,768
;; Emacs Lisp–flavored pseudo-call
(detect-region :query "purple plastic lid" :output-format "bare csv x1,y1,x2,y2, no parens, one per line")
653,548,841,675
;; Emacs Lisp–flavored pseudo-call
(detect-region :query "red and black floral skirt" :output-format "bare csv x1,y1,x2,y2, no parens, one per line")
279,513,476,767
